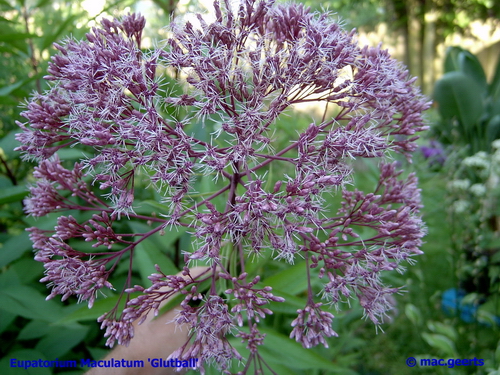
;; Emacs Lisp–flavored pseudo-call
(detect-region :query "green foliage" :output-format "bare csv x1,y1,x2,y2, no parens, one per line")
433,47,500,154
416,59,500,373
297,0,500,40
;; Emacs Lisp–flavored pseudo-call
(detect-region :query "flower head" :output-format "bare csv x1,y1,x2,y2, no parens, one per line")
16,1,429,373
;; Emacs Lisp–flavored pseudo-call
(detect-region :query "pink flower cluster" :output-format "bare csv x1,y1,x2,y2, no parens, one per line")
16,0,430,373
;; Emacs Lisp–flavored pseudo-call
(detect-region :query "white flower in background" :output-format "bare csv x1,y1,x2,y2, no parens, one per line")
462,152,490,169
470,183,487,197
492,139,500,150
448,179,471,191
453,200,470,214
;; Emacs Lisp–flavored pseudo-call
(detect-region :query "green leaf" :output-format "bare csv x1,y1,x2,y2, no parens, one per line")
0,130,22,159
458,50,487,94
134,239,179,285
55,293,133,324
151,0,176,15
421,332,457,356
0,267,21,288
267,289,307,314
0,349,52,375
476,308,498,326
40,13,82,51
56,147,89,160
34,0,52,9
0,185,28,205
258,328,357,373
11,258,44,284
134,199,172,216
18,320,52,340
488,98,500,118
426,321,458,341
0,231,34,269
223,337,304,375
495,339,500,363
0,309,16,334
486,115,500,145
477,298,500,320
491,54,500,101
405,303,422,326
0,293,45,321
0,32,36,42
23,211,60,229
35,324,89,358
264,261,307,296
0,1,15,11
0,80,25,96
444,46,464,73
0,95,18,105
87,346,109,362
129,221,182,284
489,265,500,284
461,292,479,305
0,285,63,321
434,71,484,131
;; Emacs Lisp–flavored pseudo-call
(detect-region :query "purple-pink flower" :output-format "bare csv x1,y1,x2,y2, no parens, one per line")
16,0,430,373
